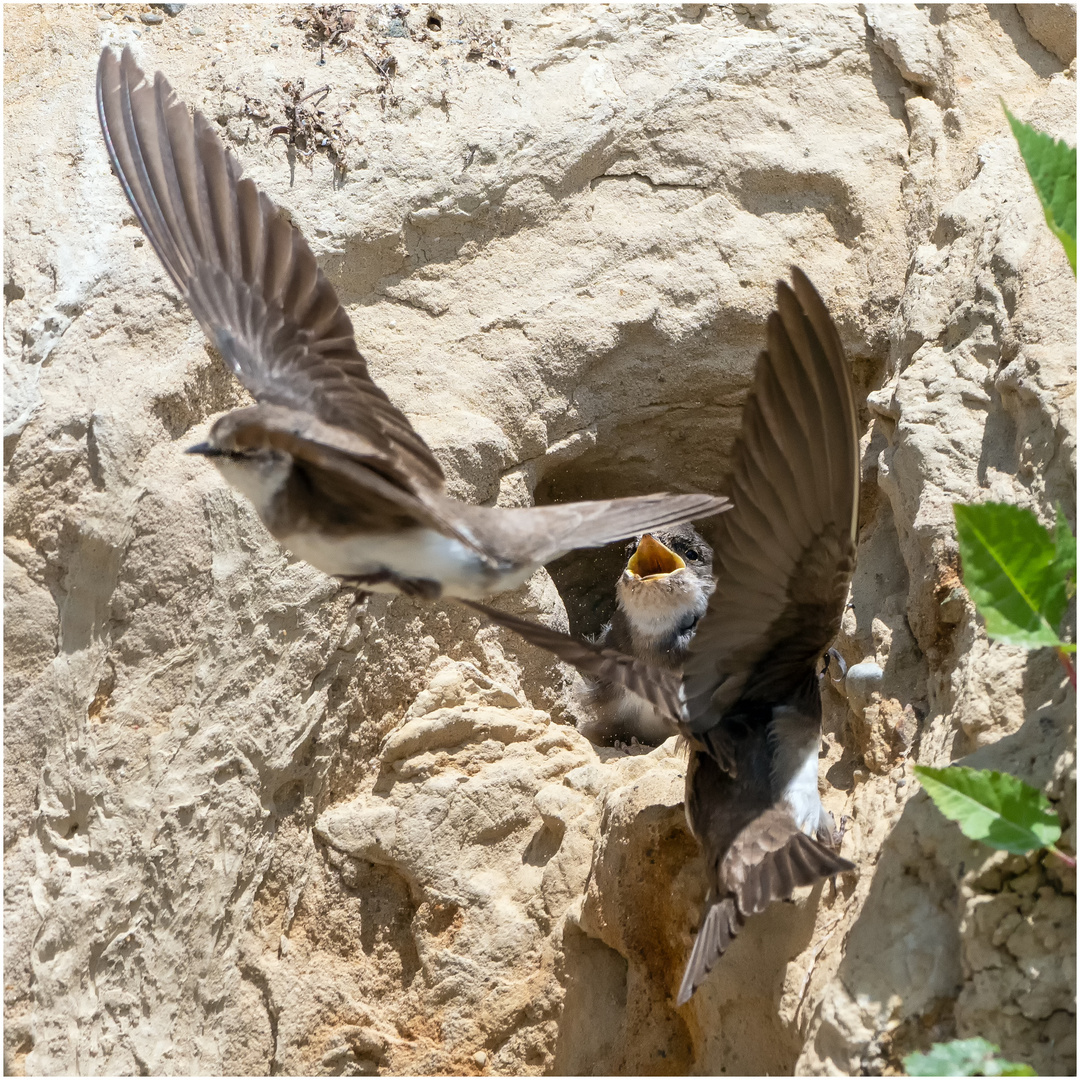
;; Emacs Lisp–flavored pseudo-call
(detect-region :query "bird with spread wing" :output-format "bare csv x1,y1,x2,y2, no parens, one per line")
97,46,728,601
465,268,859,1003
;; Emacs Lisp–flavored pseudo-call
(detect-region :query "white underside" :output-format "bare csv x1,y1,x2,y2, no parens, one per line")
282,527,535,599
212,456,533,599
768,706,830,839
576,570,705,745
613,692,679,743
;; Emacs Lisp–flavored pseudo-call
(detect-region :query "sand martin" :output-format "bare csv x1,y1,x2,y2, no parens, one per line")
464,268,859,1002
577,525,714,747
97,47,729,600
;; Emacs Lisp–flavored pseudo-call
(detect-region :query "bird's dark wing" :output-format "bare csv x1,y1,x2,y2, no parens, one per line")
721,807,854,918
97,46,444,492
460,600,684,726
676,897,742,1006
681,268,860,734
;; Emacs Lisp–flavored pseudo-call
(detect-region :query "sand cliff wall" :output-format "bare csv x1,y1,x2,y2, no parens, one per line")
4,4,1075,1075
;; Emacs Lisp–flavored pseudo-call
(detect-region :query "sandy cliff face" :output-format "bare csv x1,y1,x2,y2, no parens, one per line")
4,4,1075,1075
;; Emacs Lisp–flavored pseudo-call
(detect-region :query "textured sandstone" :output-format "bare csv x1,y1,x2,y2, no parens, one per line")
4,4,1075,1076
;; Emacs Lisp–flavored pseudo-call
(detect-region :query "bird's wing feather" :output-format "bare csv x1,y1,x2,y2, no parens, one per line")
97,46,443,491
461,600,684,726
721,807,854,917
225,405,494,552
682,268,859,730
458,492,730,565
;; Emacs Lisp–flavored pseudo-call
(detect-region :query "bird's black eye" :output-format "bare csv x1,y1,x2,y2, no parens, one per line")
685,549,700,561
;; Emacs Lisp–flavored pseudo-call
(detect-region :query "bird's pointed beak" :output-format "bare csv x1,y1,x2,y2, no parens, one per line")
626,534,685,580
186,442,222,457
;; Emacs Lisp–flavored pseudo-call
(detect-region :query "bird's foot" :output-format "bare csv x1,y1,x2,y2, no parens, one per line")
825,813,851,894
825,647,847,682
339,571,442,600
833,813,849,849
396,576,442,600
812,809,847,849
335,577,371,608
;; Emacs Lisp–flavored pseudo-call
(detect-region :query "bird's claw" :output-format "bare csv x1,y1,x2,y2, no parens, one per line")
339,571,442,600
826,647,847,682
834,813,849,848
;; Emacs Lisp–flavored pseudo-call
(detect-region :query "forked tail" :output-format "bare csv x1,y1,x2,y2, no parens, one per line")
677,819,854,1005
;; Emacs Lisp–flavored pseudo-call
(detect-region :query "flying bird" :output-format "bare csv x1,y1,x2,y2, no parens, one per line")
96,46,728,600
576,524,714,747
464,268,859,1003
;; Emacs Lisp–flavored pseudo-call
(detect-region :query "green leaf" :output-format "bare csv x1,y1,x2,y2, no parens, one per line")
905,1037,1035,1076
1054,504,1076,599
954,502,1071,649
914,766,1061,855
1003,103,1077,275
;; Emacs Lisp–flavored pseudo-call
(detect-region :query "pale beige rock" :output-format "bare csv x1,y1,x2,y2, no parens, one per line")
865,4,946,92
1018,4,1078,64
4,4,1074,1076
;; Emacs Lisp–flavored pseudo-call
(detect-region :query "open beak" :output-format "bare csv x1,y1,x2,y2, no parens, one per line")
626,534,685,581
186,442,222,456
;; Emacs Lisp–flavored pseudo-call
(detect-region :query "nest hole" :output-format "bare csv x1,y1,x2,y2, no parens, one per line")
534,397,744,641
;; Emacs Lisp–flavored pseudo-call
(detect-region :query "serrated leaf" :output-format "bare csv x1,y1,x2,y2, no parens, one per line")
954,502,1070,648
904,1037,1035,1076
1004,103,1077,275
914,766,1061,855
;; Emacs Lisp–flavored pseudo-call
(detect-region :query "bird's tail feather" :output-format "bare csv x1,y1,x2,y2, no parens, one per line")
736,830,854,917
676,897,742,1006
677,822,854,1005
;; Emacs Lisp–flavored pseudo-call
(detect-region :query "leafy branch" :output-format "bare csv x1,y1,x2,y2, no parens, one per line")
938,502,1075,868
904,102,1077,1080
913,765,1073,868
953,502,1076,686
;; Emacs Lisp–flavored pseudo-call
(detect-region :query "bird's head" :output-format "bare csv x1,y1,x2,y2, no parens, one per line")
187,411,291,508
616,524,714,636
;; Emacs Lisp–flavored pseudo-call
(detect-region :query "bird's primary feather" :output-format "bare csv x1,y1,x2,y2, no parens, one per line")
98,45,445,492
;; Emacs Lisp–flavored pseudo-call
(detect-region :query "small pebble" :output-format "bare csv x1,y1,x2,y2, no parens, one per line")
270,41,279,49
97,10,112,19
159,3,185,13
845,661,884,719
140,11,164,24
189,25,205,36
473,1051,487,1067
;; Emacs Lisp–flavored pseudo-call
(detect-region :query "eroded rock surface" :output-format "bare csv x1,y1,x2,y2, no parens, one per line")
4,4,1075,1075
